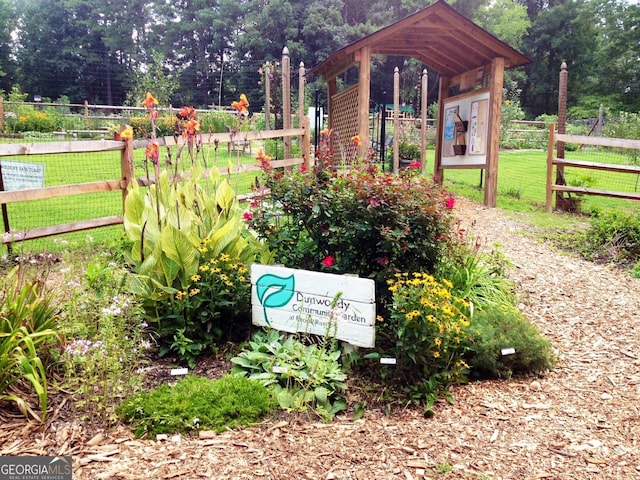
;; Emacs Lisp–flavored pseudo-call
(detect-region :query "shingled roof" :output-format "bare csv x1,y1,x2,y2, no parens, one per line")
310,0,530,80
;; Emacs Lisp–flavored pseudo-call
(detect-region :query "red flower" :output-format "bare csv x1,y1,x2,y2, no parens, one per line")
409,161,421,169
446,196,455,209
300,165,307,172
243,211,253,221
321,256,334,268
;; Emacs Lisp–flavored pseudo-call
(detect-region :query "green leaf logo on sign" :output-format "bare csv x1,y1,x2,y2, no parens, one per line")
256,273,295,325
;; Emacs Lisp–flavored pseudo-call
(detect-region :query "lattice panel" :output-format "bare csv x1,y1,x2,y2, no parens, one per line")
331,85,359,165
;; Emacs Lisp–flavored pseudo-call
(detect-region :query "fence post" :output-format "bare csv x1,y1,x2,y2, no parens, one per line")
393,66,400,173
556,62,568,208
298,62,305,127
420,68,428,175
264,63,271,130
282,46,291,159
0,97,5,133
120,139,135,209
298,61,306,151
546,123,556,212
301,116,312,170
84,100,90,128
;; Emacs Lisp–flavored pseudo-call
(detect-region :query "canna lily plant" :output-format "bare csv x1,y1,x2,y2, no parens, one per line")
123,92,263,301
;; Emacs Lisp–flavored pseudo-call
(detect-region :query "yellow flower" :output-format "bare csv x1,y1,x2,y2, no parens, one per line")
120,125,133,140
433,351,440,358
220,253,230,261
376,315,385,322
189,288,200,296
434,338,442,346
176,290,186,300
238,276,246,282
199,265,210,272
191,274,201,282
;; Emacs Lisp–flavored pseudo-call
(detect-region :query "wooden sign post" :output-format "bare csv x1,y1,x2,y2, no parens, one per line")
250,264,376,348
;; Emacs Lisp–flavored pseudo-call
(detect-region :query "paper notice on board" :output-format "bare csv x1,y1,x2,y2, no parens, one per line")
469,100,487,155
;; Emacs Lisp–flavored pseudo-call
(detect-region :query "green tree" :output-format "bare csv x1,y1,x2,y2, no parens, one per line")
520,0,598,117
0,0,16,93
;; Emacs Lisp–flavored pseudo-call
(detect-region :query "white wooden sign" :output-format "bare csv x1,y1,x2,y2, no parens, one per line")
0,160,45,190
250,264,376,348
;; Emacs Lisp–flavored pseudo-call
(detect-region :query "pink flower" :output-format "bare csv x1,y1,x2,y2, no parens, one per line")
300,165,307,172
446,196,455,209
243,211,253,221
409,161,421,169
321,256,334,268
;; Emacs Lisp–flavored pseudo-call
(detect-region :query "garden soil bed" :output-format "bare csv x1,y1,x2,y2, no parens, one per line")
2,197,640,479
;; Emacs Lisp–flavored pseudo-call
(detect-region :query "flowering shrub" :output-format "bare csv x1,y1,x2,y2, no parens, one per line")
154,252,253,366
248,131,457,312
386,272,471,407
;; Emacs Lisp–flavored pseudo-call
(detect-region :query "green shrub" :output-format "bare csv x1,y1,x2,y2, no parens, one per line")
128,114,178,138
465,304,555,378
117,374,275,438
436,238,516,310
249,140,455,314
581,210,640,264
231,329,347,420
14,110,61,133
0,266,61,421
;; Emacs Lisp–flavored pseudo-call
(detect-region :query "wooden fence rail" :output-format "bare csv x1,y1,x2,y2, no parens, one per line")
0,120,311,246
546,122,640,212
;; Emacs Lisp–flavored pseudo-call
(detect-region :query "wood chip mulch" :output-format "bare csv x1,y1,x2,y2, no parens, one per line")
2,197,639,479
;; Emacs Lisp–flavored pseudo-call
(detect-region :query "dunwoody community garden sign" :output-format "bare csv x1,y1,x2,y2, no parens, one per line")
250,264,376,348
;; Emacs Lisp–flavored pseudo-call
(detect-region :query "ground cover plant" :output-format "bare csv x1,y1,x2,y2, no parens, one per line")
116,374,275,438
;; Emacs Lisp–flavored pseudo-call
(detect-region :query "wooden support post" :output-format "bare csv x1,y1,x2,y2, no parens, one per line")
434,76,450,184
393,66,400,173
357,46,371,158
420,69,428,175
301,117,312,169
282,47,291,159
484,56,505,208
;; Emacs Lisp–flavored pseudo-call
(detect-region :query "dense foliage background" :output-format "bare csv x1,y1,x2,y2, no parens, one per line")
0,0,638,118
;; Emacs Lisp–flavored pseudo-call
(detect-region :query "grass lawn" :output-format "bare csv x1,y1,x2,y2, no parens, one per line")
4,145,640,254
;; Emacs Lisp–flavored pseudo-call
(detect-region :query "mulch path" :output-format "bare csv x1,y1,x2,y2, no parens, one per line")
2,197,640,479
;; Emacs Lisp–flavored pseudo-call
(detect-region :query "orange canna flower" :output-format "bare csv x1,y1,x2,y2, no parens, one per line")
179,106,196,119
144,141,160,164
141,92,158,109
232,94,250,114
351,135,362,147
183,119,200,137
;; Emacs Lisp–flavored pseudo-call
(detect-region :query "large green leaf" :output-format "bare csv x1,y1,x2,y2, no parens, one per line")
159,225,199,286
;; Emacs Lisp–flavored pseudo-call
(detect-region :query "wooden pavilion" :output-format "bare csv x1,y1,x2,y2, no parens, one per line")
310,0,530,206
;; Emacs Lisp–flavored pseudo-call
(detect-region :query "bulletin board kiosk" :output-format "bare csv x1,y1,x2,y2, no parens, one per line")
310,0,530,207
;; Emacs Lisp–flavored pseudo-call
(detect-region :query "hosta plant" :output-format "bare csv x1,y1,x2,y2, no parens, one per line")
231,329,348,421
